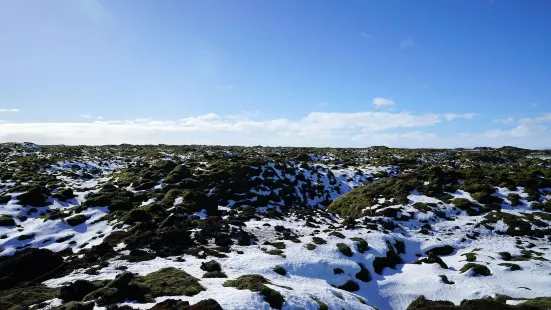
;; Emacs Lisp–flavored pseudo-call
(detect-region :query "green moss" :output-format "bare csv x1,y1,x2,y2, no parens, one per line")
0,195,11,204
426,245,454,256
508,193,522,206
459,263,491,276
265,249,286,257
202,271,228,278
336,243,353,257
164,165,192,184
329,231,345,239
312,237,327,244
0,284,59,309
0,215,15,226
451,198,479,213
500,250,549,262
405,296,456,309
306,243,317,250
351,237,369,253
471,191,502,204
518,297,551,308
65,214,89,226
373,241,404,274
52,188,76,201
355,263,371,282
83,186,134,211
498,263,521,271
224,275,285,309
439,275,455,285
17,186,51,207
499,252,512,261
329,168,459,218
82,287,120,305
18,233,35,240
314,299,328,310
337,280,359,292
328,187,373,218
407,294,531,309
54,302,95,310
533,211,551,221
462,253,477,262
270,242,286,249
483,211,535,237
56,234,75,243
460,298,521,309
519,249,548,261
413,255,448,269
137,267,205,297
273,265,287,276
394,239,406,254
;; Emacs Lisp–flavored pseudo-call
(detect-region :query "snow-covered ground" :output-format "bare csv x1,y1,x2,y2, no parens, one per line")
39,207,551,310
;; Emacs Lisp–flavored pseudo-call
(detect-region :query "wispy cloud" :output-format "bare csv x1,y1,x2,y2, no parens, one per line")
443,113,477,121
80,114,92,118
493,117,515,124
372,97,395,108
0,109,479,147
519,113,551,125
96,116,104,120
0,108,20,113
318,102,328,108
459,125,549,148
400,38,417,49
360,32,372,39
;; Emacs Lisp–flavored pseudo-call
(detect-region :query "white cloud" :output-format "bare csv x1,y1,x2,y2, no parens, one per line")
372,97,395,108
96,116,104,120
491,113,551,126
0,108,20,113
80,114,92,118
459,125,549,148
400,38,416,49
518,113,551,125
0,110,483,147
493,117,515,124
318,102,328,108
443,113,477,121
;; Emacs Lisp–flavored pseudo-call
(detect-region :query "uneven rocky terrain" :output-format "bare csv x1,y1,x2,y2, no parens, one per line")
1,143,551,310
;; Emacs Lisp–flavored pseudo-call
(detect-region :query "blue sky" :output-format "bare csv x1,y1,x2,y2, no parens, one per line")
1,0,550,147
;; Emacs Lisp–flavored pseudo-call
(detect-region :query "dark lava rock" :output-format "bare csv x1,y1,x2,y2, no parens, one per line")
200,260,222,272
0,248,63,289
151,299,222,310
60,280,103,302
151,299,190,310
